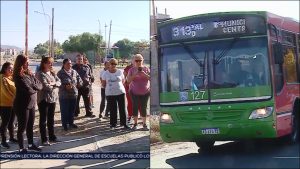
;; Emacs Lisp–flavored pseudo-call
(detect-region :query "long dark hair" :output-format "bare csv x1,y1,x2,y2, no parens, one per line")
13,54,30,80
0,62,13,74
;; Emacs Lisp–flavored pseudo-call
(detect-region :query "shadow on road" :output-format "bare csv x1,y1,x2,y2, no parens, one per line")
47,136,150,169
166,139,300,168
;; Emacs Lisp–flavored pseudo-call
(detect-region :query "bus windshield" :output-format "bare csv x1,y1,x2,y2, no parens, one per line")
160,37,271,104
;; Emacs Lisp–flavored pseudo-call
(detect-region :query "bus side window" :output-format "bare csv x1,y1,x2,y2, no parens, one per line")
282,47,298,83
273,43,284,93
281,31,298,83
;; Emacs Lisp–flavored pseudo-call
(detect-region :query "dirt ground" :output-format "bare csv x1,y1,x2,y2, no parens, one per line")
0,65,150,168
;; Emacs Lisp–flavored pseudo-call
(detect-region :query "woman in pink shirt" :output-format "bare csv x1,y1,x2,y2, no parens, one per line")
126,54,150,130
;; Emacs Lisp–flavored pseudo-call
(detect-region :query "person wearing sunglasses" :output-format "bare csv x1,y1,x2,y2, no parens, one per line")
102,58,129,129
126,54,150,130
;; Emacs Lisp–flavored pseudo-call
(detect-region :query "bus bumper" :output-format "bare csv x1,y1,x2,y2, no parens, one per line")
160,121,277,143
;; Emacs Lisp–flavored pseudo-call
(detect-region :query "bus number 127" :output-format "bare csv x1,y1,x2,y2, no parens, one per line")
191,90,205,100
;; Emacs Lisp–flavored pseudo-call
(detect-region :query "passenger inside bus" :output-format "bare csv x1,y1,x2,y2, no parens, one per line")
229,61,249,86
252,60,266,85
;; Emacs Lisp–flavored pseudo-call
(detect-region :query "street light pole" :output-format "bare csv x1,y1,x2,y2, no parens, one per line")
25,0,28,56
34,10,51,57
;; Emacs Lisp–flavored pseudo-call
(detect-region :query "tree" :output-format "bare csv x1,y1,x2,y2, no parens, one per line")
133,40,149,54
34,43,48,57
34,39,64,58
113,38,134,59
62,32,103,53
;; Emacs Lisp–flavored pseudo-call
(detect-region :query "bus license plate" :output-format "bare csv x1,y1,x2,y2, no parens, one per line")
201,128,220,135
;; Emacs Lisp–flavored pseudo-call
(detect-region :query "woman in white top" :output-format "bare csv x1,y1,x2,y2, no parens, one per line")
102,58,129,129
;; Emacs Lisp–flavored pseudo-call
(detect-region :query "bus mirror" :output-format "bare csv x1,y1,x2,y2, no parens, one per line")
274,43,283,64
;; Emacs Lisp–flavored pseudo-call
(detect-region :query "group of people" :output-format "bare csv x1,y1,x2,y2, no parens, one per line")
99,54,150,130
0,53,150,153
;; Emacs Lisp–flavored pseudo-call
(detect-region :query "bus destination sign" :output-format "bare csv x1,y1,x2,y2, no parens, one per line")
172,18,246,40
158,15,266,43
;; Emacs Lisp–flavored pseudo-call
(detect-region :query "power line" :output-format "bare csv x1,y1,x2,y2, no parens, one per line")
40,0,48,24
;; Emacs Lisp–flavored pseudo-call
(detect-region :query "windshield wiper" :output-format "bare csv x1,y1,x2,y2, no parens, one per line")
213,38,239,64
179,42,204,67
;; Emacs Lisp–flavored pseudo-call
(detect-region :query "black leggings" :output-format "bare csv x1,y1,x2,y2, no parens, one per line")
100,88,109,116
15,107,35,149
38,100,56,142
0,106,15,143
106,94,126,126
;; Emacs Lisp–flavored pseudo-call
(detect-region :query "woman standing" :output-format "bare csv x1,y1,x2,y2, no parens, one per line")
99,61,110,118
127,54,150,130
36,57,61,146
83,56,95,108
102,58,128,129
0,62,17,149
57,59,83,131
13,54,43,153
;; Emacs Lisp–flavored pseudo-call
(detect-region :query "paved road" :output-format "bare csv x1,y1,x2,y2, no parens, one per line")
151,139,299,168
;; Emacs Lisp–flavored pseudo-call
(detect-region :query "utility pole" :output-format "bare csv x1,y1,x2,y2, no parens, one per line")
150,0,160,113
25,0,28,56
108,20,112,53
104,23,107,59
34,11,51,57
51,8,54,58
97,19,101,54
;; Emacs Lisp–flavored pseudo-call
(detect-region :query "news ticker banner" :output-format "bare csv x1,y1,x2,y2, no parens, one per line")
0,152,150,159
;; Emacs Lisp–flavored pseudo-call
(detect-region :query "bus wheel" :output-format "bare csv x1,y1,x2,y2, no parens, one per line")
289,110,299,144
196,141,215,152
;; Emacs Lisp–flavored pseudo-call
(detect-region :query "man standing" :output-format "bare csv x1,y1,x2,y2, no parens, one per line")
72,54,95,118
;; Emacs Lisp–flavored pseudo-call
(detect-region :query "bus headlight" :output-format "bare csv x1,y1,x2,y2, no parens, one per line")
160,113,174,124
249,107,273,119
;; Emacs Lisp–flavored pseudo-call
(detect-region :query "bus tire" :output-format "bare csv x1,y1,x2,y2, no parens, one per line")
289,101,299,144
196,141,215,152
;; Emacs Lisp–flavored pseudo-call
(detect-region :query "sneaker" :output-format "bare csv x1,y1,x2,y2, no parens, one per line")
99,114,103,119
41,141,51,146
110,124,116,129
85,114,96,118
1,142,10,149
131,124,137,130
102,115,109,119
69,124,78,129
49,138,61,143
28,144,42,152
143,124,149,130
123,125,130,129
19,148,27,153
9,138,18,143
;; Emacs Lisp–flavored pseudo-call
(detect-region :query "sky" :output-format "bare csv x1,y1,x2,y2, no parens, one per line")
154,1,299,21
1,1,150,50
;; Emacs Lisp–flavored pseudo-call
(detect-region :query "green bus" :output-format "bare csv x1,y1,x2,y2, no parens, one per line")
157,11,300,151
